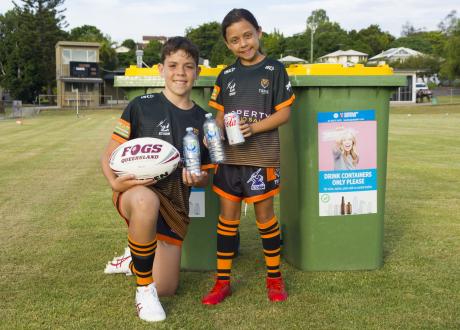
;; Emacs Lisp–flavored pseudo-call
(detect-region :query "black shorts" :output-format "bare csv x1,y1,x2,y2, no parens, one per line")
112,192,183,246
212,164,280,203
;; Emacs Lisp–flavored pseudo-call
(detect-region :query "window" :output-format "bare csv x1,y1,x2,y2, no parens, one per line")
62,48,98,64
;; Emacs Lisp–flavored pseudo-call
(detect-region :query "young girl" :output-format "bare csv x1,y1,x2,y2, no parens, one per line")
202,8,295,304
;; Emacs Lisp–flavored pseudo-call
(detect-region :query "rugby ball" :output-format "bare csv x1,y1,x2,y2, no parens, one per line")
110,137,180,180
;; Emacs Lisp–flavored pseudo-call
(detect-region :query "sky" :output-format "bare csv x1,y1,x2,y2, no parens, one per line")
1,0,459,44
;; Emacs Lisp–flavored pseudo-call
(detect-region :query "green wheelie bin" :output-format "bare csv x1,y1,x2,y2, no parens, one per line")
279,64,406,271
114,71,220,271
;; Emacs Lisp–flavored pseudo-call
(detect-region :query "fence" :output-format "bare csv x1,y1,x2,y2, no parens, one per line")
432,88,460,104
38,94,58,106
0,100,40,119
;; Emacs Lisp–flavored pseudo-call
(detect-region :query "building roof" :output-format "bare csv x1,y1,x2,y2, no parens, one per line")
319,50,368,59
370,47,423,60
142,35,167,43
115,46,130,53
59,77,103,83
279,55,308,63
56,41,101,48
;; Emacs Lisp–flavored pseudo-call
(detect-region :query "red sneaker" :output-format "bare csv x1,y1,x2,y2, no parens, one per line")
201,280,232,305
266,277,288,302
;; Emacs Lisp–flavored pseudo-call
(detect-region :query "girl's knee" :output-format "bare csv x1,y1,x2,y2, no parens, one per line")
155,281,178,297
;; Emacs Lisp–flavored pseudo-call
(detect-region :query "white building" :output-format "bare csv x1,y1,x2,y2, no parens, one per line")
318,50,368,65
279,55,308,64
369,47,423,63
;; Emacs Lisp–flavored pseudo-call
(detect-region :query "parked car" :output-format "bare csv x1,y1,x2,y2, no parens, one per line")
415,82,432,102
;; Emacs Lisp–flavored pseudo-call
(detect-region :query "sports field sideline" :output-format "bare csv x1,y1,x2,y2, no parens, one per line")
0,104,459,329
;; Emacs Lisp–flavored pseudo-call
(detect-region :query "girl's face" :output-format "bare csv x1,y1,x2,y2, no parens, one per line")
224,19,263,66
342,137,354,152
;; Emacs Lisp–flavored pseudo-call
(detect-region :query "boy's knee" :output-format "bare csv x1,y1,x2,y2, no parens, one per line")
130,190,159,213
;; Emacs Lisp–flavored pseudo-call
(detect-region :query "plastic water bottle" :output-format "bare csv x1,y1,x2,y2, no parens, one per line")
203,113,225,163
183,127,201,175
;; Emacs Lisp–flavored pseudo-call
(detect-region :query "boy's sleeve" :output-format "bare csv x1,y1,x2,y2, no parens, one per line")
208,73,224,112
273,64,295,112
112,100,136,143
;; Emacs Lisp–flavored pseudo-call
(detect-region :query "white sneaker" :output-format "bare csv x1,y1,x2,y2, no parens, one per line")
104,247,133,276
135,283,166,322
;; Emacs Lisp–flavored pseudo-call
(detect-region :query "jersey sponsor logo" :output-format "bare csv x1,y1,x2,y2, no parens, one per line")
234,109,270,123
226,79,236,96
265,65,275,71
285,81,292,92
259,78,270,95
140,94,155,99
211,85,220,101
223,67,235,75
114,119,130,139
157,119,171,136
274,168,280,185
247,168,266,191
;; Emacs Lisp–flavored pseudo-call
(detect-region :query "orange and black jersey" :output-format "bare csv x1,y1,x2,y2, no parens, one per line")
112,92,211,238
208,57,295,168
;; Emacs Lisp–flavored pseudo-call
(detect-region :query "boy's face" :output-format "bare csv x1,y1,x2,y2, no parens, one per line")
159,50,200,97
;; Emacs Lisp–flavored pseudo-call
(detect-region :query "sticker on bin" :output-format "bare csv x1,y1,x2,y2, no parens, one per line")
317,109,377,216
189,187,205,217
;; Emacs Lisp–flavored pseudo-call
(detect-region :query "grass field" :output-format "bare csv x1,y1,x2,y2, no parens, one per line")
0,106,459,329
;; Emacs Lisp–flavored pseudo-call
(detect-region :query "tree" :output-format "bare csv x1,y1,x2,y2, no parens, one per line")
186,22,233,66
307,9,329,27
69,24,104,42
438,10,458,34
0,0,67,102
116,38,137,68
142,40,162,67
313,21,349,59
401,21,423,37
353,25,394,57
121,38,136,50
390,31,446,57
99,40,118,71
68,24,118,71
284,32,310,60
390,55,441,76
262,29,285,59
441,19,460,80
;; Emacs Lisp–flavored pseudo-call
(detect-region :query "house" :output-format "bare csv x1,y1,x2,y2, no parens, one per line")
390,69,421,103
318,50,368,65
279,55,308,64
142,35,167,45
369,47,423,63
115,46,130,54
55,41,102,108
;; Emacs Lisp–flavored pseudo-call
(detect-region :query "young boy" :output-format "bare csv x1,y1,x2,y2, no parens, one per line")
101,37,212,322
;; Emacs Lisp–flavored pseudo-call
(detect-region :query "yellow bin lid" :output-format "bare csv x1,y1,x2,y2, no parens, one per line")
286,63,393,76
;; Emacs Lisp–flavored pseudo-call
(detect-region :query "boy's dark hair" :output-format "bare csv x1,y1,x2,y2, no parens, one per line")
160,36,200,65
221,8,260,41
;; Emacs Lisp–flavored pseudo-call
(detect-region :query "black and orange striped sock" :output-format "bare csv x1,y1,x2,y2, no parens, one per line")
257,216,282,278
216,215,240,281
128,235,157,286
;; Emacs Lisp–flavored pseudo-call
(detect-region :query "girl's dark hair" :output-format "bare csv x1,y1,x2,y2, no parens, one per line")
221,8,260,40
160,36,200,65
